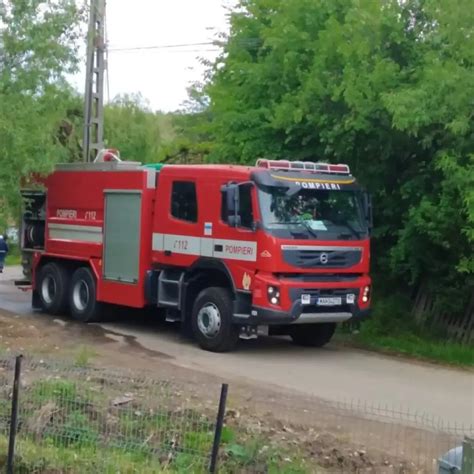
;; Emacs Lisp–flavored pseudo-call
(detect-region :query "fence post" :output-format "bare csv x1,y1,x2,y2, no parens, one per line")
461,436,474,474
7,355,23,474
209,383,228,474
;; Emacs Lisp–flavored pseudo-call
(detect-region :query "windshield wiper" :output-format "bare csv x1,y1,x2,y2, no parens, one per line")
267,221,318,239
337,222,361,239
300,221,318,239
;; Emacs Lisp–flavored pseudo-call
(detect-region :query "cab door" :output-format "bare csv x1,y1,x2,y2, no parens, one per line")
153,176,201,267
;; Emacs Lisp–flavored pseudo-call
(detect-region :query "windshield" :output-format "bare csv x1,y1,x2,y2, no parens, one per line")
258,185,368,240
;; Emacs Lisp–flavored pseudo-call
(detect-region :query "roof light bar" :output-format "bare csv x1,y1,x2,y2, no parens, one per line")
256,159,350,175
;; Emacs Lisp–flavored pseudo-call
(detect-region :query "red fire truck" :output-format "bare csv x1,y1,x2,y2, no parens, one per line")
18,153,372,352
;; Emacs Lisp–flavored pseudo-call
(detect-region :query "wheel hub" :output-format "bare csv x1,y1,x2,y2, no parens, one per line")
73,280,89,312
41,275,56,304
197,303,221,338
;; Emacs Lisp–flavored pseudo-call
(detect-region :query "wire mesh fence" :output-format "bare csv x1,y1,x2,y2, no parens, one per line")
0,354,472,473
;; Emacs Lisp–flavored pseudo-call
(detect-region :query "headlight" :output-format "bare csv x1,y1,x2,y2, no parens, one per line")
268,286,280,305
362,286,371,303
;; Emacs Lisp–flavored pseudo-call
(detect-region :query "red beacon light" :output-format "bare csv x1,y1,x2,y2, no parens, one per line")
94,149,121,163
256,159,350,175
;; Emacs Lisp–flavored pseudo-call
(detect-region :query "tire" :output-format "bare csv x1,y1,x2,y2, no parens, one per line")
69,267,103,323
191,287,239,352
289,323,336,347
37,262,70,315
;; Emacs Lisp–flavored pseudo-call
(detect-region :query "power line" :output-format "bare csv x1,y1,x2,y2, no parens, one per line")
108,49,220,56
108,41,215,52
108,38,262,53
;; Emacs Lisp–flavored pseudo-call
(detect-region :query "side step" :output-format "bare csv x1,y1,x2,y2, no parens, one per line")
157,269,184,309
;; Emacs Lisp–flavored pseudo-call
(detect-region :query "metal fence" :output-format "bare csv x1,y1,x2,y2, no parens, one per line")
0,354,472,473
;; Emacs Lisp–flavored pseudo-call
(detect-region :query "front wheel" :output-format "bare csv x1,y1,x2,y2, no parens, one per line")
69,267,102,323
289,323,336,347
191,287,239,352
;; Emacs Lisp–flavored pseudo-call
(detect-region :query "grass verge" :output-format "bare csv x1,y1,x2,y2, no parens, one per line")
0,376,312,474
4,243,21,266
338,295,474,367
5,253,20,266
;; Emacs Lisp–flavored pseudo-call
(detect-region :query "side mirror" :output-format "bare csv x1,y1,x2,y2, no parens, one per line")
222,183,240,227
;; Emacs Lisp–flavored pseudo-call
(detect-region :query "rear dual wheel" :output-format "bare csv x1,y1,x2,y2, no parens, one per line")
69,267,102,322
37,263,101,322
37,263,70,315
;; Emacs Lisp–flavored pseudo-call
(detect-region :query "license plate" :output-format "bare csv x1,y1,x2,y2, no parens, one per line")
317,297,342,306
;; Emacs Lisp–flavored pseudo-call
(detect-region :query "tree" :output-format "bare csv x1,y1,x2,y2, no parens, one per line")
104,94,162,163
203,0,474,310
0,0,84,224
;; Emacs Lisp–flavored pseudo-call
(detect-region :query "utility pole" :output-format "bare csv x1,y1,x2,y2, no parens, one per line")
83,0,106,162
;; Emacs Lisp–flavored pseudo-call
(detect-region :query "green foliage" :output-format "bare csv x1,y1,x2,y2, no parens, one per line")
223,439,308,473
55,411,100,447
0,0,85,223
339,295,474,366
74,345,97,368
203,0,474,312
104,93,164,163
0,373,315,473
4,242,20,266
29,379,78,405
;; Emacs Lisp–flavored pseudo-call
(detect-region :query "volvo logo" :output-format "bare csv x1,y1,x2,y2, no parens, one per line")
320,252,329,264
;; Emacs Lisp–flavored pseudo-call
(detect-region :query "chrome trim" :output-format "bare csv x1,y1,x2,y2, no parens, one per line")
48,223,102,243
281,245,363,251
292,312,352,324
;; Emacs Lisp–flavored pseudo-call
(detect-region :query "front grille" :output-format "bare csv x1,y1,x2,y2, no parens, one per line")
282,247,362,269
278,274,361,282
290,288,360,299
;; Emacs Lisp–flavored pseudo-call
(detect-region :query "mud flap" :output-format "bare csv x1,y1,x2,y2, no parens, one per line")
32,290,42,310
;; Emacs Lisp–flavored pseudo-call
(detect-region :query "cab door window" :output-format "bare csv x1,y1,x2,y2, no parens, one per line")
171,181,198,223
221,182,254,229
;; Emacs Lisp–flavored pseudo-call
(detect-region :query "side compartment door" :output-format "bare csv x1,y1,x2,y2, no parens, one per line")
103,190,142,283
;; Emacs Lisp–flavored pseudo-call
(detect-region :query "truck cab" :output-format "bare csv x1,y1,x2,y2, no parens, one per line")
151,159,372,351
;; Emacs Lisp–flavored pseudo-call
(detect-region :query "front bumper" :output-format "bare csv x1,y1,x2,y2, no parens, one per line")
233,274,372,326
235,305,371,326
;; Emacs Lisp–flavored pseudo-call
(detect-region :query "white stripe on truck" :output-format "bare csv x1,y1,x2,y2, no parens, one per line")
48,223,102,243
152,233,257,262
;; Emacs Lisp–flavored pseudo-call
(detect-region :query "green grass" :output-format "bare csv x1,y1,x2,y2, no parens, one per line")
0,437,168,473
4,242,21,266
1,377,316,473
5,253,20,266
74,345,97,367
338,295,474,367
343,330,474,366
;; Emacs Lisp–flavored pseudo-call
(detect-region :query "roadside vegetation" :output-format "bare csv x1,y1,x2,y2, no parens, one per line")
4,243,20,267
0,376,311,473
338,294,474,367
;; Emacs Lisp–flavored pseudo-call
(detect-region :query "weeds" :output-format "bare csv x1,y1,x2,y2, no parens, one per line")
0,376,316,473
74,345,96,367
338,294,474,366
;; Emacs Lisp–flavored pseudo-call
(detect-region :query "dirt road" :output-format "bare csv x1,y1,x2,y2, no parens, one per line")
1,266,472,427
